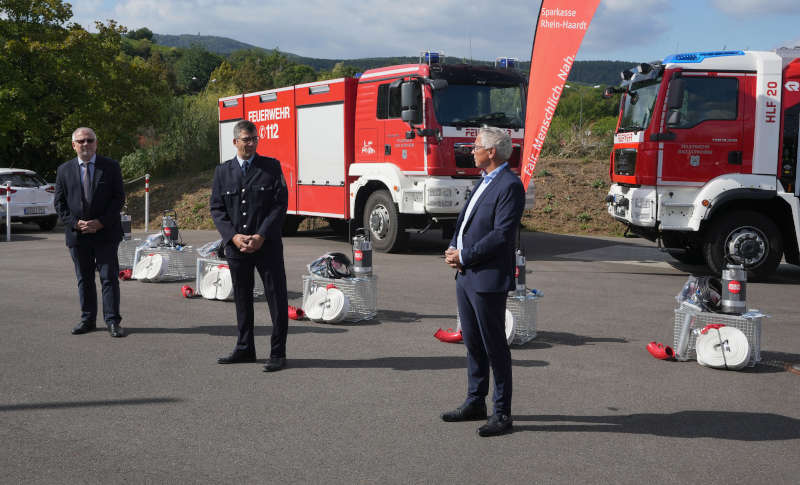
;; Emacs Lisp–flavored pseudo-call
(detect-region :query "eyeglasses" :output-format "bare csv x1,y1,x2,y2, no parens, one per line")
73,138,95,144
237,136,259,144
472,144,489,152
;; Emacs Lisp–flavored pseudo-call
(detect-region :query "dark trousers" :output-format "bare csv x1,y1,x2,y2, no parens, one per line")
68,241,121,326
227,252,289,358
456,279,512,416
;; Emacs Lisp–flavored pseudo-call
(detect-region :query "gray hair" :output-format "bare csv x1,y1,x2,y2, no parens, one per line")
478,126,512,161
72,127,97,142
233,120,257,138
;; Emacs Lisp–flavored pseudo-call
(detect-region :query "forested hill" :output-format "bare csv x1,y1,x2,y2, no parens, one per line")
153,33,638,86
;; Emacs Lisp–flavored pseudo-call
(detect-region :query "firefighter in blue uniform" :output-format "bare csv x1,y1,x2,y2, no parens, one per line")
210,120,290,372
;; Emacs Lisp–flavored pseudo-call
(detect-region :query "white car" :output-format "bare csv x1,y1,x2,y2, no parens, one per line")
0,168,59,231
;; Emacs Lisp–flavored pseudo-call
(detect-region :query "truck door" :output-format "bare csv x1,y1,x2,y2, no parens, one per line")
376,81,423,173
659,72,751,183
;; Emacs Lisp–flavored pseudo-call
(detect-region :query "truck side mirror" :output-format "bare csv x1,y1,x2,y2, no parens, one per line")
666,78,684,110
401,80,420,123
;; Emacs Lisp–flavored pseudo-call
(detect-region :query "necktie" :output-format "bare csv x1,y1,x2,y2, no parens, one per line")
241,161,249,177
82,162,92,203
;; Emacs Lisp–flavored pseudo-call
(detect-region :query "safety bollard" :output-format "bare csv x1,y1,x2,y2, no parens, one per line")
144,173,150,232
4,182,10,242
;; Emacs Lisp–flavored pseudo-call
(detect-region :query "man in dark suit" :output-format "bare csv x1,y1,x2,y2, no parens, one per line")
442,127,525,437
210,120,289,372
54,127,126,337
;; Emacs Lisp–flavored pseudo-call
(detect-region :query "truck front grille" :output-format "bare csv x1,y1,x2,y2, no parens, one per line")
614,148,637,176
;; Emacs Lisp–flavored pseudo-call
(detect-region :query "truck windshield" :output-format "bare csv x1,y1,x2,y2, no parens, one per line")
433,84,524,129
618,78,661,133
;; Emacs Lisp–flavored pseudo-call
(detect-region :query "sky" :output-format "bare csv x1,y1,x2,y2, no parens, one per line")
69,0,800,63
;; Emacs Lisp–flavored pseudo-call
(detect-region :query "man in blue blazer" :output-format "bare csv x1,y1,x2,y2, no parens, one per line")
54,127,126,337
443,127,525,437
210,120,290,372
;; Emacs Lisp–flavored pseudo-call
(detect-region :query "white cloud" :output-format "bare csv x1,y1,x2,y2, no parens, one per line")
710,0,800,15
579,0,671,59
69,0,540,60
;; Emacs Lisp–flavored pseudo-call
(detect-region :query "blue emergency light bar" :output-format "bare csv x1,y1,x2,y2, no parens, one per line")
421,51,442,65
495,57,519,69
663,50,745,64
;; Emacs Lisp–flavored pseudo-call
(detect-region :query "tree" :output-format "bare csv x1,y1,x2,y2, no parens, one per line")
274,63,316,87
0,1,170,178
126,26,153,41
317,61,358,81
174,45,223,93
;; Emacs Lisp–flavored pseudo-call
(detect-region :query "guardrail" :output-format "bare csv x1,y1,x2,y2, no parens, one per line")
4,182,10,241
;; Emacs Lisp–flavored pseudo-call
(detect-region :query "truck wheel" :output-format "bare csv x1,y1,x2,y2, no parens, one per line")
364,190,407,252
38,215,57,231
282,215,303,237
703,211,782,280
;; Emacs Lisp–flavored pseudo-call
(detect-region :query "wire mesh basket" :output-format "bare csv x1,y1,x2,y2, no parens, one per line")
456,292,541,346
132,245,196,282
195,257,264,300
117,238,143,269
302,274,377,322
673,307,763,367
507,293,540,345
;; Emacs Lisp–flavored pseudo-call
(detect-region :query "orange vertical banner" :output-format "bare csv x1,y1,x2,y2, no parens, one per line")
520,0,601,191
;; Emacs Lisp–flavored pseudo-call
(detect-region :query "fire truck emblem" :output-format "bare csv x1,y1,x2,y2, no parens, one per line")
361,140,376,155
690,155,700,167
786,81,800,92
402,149,407,159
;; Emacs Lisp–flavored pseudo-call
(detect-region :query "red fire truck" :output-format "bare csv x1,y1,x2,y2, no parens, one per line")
218,53,527,251
604,50,800,279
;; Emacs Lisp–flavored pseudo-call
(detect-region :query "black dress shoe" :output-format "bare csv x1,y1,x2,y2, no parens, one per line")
263,356,286,372
108,323,126,338
441,400,487,422
71,322,96,335
478,414,513,437
217,352,256,364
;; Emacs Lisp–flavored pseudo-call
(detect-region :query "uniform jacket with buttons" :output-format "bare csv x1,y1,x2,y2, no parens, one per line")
210,155,288,259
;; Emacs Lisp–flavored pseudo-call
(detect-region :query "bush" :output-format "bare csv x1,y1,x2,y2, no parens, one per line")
120,94,219,180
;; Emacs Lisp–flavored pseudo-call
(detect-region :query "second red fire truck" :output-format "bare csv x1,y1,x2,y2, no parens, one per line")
604,50,800,279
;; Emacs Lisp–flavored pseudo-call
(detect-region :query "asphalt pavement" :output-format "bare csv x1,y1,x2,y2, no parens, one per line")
1,223,798,484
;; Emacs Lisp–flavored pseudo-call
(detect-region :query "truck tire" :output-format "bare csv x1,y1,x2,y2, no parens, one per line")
37,215,57,231
364,190,407,252
703,210,783,280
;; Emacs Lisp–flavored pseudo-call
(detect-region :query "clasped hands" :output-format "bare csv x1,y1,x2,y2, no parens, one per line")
233,233,264,253
77,219,103,234
444,246,463,272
